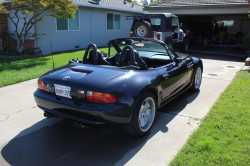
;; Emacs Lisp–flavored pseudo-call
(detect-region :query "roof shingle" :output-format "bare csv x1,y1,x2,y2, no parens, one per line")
148,0,247,7
73,0,143,11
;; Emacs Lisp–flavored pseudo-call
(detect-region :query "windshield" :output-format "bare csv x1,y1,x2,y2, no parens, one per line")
113,39,167,53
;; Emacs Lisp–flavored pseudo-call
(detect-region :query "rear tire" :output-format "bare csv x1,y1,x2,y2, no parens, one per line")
133,21,153,38
190,65,202,91
123,92,156,136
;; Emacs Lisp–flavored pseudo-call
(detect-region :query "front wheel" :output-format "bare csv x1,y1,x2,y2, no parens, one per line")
190,65,202,91
123,92,156,136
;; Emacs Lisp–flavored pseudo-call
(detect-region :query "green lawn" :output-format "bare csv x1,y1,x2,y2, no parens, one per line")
171,70,250,165
0,47,116,88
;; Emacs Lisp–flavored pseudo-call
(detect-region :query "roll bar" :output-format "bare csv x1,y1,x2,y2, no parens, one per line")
118,46,136,67
83,44,98,65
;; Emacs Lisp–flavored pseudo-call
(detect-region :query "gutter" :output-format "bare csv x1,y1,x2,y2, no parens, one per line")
144,4,248,10
73,2,145,13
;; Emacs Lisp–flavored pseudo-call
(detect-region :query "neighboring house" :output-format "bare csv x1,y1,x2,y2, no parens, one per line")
0,0,144,55
144,0,249,45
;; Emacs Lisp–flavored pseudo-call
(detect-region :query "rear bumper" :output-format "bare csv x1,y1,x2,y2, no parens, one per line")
34,89,135,126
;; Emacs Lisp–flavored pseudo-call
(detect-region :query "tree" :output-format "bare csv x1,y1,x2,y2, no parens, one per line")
248,0,250,18
126,0,140,6
0,0,78,53
150,0,164,4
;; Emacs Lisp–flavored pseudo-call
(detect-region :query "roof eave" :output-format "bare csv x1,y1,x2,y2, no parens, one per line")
74,2,145,13
144,4,248,10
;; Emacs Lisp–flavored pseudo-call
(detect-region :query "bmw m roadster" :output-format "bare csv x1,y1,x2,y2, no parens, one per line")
34,38,203,136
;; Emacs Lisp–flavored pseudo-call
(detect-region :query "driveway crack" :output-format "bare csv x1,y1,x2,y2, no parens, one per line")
0,107,36,123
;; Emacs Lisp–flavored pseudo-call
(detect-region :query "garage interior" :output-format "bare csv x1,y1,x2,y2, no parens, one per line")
178,15,249,48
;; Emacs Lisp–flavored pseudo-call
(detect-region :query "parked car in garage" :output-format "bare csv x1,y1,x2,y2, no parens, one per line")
33,38,203,136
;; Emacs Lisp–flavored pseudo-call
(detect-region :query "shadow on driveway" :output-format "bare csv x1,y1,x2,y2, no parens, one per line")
1,91,200,166
183,52,246,63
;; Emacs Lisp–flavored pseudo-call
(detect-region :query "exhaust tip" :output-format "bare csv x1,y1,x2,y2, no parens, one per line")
78,124,82,129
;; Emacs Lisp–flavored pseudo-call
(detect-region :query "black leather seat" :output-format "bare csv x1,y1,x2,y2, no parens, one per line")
119,50,131,67
97,50,110,65
134,51,148,70
83,50,95,65
119,50,148,70
84,50,110,65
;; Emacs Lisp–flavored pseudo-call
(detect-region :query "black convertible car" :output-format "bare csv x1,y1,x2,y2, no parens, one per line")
34,38,202,136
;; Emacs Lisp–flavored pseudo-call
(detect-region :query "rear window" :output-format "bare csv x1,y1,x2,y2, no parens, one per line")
151,18,161,26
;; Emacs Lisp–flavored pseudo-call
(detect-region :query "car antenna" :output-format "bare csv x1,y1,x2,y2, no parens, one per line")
51,42,55,69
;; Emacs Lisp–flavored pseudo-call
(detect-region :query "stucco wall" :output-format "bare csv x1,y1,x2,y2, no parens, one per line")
36,6,139,55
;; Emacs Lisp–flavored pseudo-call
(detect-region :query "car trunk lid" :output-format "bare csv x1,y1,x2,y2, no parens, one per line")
40,64,127,91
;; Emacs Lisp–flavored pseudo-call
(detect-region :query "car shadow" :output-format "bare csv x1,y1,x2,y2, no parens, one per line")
158,90,200,114
1,90,200,166
185,52,245,63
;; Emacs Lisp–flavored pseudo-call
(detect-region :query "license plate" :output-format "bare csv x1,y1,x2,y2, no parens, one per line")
54,84,71,98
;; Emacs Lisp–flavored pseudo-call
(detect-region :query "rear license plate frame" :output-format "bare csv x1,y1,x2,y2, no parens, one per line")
54,84,72,98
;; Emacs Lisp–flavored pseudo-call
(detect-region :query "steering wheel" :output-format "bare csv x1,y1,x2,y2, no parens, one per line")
117,46,136,67
83,44,98,65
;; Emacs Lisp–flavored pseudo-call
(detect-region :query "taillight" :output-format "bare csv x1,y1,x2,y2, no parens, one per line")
87,91,117,103
156,33,161,39
38,80,46,92
130,31,133,37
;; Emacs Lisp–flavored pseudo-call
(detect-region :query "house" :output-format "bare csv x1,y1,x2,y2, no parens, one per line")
0,0,144,55
144,0,249,45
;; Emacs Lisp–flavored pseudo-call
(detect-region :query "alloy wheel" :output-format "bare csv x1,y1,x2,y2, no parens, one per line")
138,97,155,132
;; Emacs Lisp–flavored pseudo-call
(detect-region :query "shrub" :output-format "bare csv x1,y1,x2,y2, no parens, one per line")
243,32,250,50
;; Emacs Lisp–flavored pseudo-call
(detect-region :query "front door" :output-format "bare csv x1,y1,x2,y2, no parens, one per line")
156,62,188,100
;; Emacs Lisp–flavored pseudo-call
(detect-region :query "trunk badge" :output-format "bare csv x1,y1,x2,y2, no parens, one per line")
63,76,70,80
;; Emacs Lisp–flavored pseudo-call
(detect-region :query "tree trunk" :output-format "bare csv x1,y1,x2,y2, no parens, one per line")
19,38,25,53
17,39,21,52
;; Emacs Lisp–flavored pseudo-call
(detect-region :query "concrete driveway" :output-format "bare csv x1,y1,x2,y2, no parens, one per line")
0,53,245,166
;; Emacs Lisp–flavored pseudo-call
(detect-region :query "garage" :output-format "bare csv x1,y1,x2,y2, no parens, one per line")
144,0,249,56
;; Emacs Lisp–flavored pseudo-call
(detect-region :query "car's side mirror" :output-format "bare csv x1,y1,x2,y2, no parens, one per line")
101,51,108,57
180,23,183,28
175,57,182,63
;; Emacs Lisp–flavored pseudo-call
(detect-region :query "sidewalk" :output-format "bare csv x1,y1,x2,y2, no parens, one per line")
188,45,249,58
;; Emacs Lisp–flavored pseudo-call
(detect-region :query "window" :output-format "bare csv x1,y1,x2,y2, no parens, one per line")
107,13,121,30
57,10,79,31
172,17,178,27
151,18,161,26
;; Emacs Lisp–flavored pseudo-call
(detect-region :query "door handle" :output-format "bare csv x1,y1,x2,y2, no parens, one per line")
163,73,169,78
